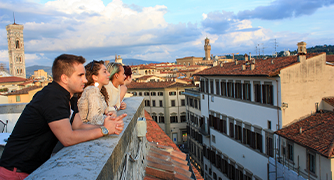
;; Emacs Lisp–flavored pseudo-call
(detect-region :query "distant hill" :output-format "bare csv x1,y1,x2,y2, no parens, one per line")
122,59,160,65
26,65,52,77
25,59,161,78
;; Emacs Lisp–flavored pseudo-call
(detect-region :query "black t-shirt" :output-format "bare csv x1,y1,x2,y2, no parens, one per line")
0,81,79,174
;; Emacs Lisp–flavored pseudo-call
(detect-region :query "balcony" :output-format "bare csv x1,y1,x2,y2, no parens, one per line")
199,123,210,137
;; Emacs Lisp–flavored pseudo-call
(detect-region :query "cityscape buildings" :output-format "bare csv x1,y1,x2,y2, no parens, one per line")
186,41,334,180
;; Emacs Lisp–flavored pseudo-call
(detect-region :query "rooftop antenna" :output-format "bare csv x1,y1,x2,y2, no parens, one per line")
13,12,15,24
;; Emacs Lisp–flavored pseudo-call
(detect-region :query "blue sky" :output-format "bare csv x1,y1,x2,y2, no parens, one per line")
0,0,333,67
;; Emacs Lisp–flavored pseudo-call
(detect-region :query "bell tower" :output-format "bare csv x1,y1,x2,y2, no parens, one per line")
204,37,211,60
6,22,26,78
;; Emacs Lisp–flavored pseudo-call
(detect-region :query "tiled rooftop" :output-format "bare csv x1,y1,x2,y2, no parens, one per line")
0,76,27,83
145,111,203,180
327,55,334,62
323,97,334,107
137,75,154,80
195,53,324,77
127,82,196,89
18,80,34,86
6,86,42,95
275,111,334,158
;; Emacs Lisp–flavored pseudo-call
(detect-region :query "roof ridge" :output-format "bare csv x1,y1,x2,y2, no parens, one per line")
327,139,334,158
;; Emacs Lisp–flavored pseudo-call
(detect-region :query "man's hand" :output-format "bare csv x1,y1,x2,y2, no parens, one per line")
120,102,127,110
103,113,126,135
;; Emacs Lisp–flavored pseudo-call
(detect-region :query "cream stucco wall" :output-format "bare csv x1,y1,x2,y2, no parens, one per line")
285,139,333,180
7,87,42,103
280,53,334,127
0,95,8,104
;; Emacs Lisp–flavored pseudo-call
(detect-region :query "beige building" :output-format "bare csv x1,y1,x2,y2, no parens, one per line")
6,22,26,78
275,105,334,180
127,81,196,145
33,69,48,80
188,41,334,179
0,76,27,92
176,56,204,66
6,86,42,104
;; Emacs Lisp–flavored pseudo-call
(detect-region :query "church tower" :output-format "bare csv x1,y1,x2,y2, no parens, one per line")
115,54,123,65
6,22,26,78
204,37,211,60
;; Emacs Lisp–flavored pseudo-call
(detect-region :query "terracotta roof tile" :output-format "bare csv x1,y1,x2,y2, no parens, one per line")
0,76,27,83
190,163,204,180
195,53,323,77
327,55,334,62
18,80,34,86
6,86,42,96
275,111,334,158
145,110,203,179
136,75,154,80
323,97,334,107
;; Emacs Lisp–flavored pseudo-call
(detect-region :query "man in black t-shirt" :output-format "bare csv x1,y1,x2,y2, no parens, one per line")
0,54,126,179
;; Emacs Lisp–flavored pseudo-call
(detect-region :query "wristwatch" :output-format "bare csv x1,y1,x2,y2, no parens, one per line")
100,126,109,136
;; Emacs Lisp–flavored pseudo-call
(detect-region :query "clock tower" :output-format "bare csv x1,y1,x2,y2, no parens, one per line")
6,22,26,78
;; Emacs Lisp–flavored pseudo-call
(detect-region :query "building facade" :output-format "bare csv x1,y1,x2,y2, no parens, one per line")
186,42,334,180
127,81,196,145
6,23,26,78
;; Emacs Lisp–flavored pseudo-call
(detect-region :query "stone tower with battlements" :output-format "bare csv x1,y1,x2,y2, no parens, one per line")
6,23,26,78
204,37,211,60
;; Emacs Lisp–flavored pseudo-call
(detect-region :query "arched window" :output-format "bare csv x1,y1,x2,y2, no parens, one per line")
17,69,19,74
16,40,20,49
20,69,23,74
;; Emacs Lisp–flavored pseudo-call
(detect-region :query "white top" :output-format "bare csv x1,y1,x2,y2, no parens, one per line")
78,86,107,125
105,81,121,111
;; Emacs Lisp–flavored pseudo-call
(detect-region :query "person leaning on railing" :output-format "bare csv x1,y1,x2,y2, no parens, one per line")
78,60,117,125
105,62,127,111
0,54,126,179
119,65,133,103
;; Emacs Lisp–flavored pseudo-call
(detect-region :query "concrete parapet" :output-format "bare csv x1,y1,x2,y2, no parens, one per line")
26,97,147,180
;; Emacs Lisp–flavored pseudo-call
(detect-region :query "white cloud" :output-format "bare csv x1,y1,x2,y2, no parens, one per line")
45,0,105,14
24,0,170,53
202,13,207,20
0,50,8,63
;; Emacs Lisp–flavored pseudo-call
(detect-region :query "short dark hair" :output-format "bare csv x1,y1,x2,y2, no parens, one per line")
52,54,86,82
123,65,132,79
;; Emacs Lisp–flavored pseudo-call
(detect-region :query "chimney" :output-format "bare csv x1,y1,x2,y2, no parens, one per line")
220,63,223,67
250,64,255,70
235,60,238,65
271,59,274,64
297,41,307,63
244,54,248,62
242,64,246,70
299,127,302,134
249,52,252,61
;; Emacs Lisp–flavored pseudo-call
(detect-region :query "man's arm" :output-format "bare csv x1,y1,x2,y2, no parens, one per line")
49,113,126,147
72,113,100,130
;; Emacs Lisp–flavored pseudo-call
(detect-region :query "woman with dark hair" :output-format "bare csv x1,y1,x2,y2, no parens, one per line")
78,60,113,125
120,65,133,101
105,62,127,111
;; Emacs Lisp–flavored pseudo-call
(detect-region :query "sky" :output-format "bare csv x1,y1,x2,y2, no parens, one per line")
0,0,333,67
